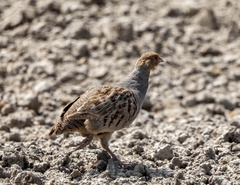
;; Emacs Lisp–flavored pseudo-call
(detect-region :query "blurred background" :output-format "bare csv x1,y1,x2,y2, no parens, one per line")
0,0,240,184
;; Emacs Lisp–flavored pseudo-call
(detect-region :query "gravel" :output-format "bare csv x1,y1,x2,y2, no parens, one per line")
0,0,240,184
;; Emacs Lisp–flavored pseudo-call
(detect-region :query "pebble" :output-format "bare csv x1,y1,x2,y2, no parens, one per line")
194,9,219,30
134,164,146,175
2,152,27,169
142,97,154,111
89,66,108,79
33,162,50,173
6,133,21,142
70,169,81,178
0,124,10,132
6,110,33,128
223,128,240,143
178,133,190,144
2,2,25,29
72,41,89,58
217,97,235,110
97,150,111,162
171,157,187,168
102,19,134,42
1,103,15,115
132,130,148,140
0,37,10,49
13,171,43,185
133,145,144,155
34,80,54,93
18,93,41,112
64,21,91,39
154,145,174,160
97,160,108,172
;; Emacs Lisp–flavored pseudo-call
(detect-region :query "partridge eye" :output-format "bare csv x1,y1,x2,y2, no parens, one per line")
155,57,158,60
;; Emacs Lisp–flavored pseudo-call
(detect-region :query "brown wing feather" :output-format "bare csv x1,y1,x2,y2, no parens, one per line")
60,96,80,121
49,85,138,135
49,87,96,135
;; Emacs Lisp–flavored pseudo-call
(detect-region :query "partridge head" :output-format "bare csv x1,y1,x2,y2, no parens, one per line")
136,52,164,70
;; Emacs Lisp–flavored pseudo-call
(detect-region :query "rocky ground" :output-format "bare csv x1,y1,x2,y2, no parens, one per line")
0,0,240,184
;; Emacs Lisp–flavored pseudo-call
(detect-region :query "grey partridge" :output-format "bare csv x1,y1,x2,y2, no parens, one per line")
48,52,164,167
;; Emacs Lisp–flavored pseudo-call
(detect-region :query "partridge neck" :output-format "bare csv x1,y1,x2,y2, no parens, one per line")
119,66,150,105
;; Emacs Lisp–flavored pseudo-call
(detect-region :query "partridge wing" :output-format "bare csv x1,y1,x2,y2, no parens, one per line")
67,86,136,121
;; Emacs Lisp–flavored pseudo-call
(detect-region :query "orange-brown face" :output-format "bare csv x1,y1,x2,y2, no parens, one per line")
136,52,164,70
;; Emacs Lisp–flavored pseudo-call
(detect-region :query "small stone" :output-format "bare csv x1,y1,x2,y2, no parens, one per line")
61,1,82,13
1,104,15,115
166,8,182,17
34,80,54,93
223,128,240,143
201,163,212,175
82,0,105,5
6,110,33,128
154,145,174,160
183,96,198,107
0,124,10,132
230,121,240,128
24,6,36,21
71,169,81,178
228,21,240,41
133,145,144,155
196,91,215,104
10,24,29,37
14,171,43,185
97,150,111,162
204,147,216,159
102,19,134,42
72,41,89,58
97,160,108,172
0,37,10,49
30,22,48,39
6,133,21,142
178,133,189,144
106,159,120,178
18,93,41,112
132,130,148,140
206,104,225,115
134,164,146,175
2,3,25,30
194,9,219,30
171,157,187,168
3,152,27,168
175,171,184,179
162,169,174,177
28,60,55,77
89,66,108,79
142,97,153,111
33,162,50,173
64,21,91,39
200,46,222,56
217,97,235,110
0,166,9,178
231,144,240,151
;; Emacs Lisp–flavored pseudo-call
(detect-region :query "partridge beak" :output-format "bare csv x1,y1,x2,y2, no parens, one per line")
159,57,164,63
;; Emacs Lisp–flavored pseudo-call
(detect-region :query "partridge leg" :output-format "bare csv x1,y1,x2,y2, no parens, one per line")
100,133,125,167
67,134,93,156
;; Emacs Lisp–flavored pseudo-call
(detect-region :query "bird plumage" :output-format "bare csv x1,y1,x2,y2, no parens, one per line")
48,52,164,167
